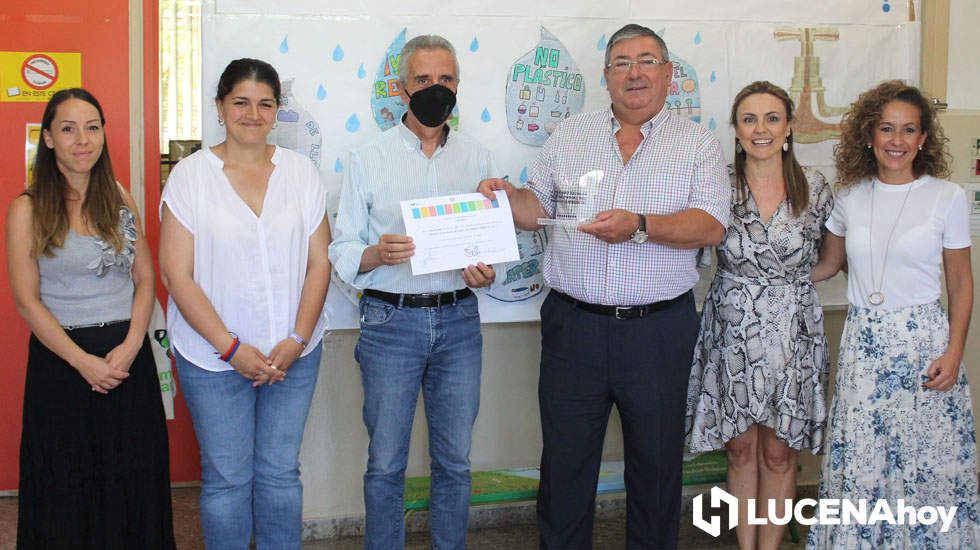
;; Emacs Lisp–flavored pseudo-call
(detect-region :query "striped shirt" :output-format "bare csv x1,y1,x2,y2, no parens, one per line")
329,121,497,293
527,106,729,305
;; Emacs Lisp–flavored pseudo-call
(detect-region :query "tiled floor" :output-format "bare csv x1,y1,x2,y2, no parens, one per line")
0,487,808,549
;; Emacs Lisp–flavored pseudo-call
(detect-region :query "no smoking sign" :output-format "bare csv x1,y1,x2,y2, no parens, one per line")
21,54,58,90
0,51,81,102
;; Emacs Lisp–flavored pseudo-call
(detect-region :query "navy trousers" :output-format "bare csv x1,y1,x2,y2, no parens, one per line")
536,290,699,550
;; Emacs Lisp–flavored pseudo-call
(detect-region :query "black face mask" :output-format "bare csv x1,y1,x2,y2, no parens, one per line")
408,84,456,127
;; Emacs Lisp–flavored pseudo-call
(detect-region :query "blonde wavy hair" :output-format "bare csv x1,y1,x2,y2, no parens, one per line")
834,80,949,189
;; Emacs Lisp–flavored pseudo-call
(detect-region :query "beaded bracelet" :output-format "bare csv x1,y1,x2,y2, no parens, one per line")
289,331,308,349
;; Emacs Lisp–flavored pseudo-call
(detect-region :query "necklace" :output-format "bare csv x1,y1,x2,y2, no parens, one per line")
867,178,913,306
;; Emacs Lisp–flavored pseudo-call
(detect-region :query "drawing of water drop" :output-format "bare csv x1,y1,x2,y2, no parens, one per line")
357,63,366,79
316,84,327,100
596,34,607,51
708,118,717,131
505,27,586,147
470,37,479,52
481,108,491,122
332,44,344,62
270,78,322,167
345,113,360,133
334,158,344,173
519,166,528,184
371,28,408,130
694,32,702,45
882,2,890,12
710,71,716,83
279,36,289,54
600,75,606,87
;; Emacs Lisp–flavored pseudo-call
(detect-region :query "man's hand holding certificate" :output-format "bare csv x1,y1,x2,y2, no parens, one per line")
400,190,520,276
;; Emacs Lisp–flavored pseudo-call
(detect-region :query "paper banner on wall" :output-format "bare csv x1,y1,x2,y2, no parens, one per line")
505,27,585,146
269,78,323,167
0,51,82,103
487,228,548,302
371,28,459,131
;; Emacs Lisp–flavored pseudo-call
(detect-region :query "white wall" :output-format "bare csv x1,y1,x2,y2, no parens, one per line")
946,0,980,109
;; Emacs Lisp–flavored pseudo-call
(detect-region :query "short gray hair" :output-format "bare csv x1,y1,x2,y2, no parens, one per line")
604,24,669,67
398,35,460,85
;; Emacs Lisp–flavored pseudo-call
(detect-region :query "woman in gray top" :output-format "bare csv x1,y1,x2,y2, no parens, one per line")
6,88,174,549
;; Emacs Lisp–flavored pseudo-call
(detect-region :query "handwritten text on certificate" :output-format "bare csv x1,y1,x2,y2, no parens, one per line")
400,191,520,276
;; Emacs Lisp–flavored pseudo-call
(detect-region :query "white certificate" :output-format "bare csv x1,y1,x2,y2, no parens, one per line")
400,191,521,275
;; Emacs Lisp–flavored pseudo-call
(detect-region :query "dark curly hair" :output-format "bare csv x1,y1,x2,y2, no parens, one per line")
730,81,808,216
834,80,949,189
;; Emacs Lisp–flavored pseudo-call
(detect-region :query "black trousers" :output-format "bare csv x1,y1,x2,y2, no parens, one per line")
536,290,698,550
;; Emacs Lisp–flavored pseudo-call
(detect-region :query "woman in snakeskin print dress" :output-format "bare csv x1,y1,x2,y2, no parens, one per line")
686,81,833,550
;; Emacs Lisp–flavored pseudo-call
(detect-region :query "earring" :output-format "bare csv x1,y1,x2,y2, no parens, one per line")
272,122,278,130
218,119,225,126
782,141,789,152
917,144,923,151
735,141,743,154
866,144,872,149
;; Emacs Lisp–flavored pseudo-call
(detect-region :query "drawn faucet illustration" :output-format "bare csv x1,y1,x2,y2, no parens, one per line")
774,27,845,143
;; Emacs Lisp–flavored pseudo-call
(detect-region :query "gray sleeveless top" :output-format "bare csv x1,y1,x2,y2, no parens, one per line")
38,206,137,326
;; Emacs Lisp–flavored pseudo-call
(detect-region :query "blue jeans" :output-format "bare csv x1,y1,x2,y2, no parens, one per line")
355,294,482,550
175,343,322,550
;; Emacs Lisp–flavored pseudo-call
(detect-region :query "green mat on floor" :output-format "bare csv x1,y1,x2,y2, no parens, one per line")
404,451,727,511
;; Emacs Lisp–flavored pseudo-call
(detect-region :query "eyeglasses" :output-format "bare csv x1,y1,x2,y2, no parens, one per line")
605,58,667,74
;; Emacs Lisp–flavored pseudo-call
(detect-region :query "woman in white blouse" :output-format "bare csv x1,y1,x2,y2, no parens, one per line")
808,81,978,548
159,58,331,549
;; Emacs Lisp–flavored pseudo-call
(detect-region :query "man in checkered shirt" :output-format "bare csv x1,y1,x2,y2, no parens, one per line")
479,23,729,549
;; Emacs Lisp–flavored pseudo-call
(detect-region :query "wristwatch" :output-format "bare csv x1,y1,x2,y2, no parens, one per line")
630,213,648,244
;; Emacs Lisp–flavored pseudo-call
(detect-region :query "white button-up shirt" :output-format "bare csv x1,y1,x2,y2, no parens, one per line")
161,146,329,372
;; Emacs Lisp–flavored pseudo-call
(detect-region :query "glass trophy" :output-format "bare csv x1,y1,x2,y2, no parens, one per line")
537,169,603,227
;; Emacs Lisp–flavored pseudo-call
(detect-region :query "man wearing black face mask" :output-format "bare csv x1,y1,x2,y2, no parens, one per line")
329,35,499,550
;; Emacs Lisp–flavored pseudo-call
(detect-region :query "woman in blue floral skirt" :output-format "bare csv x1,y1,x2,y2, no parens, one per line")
808,81,978,548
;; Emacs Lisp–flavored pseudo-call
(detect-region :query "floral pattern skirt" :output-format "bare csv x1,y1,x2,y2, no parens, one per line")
808,301,980,549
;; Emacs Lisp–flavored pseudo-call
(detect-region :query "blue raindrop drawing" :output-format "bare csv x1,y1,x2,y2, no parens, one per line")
481,108,491,123
470,37,479,52
357,63,366,79
596,34,607,51
710,71,716,83
882,2,891,12
332,44,345,62
599,75,606,87
316,84,327,100
334,158,344,173
279,36,289,54
345,113,360,133
694,32,702,45
519,166,529,184
708,118,717,131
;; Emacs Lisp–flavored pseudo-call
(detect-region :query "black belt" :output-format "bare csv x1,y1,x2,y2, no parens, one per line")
552,290,690,320
364,288,473,308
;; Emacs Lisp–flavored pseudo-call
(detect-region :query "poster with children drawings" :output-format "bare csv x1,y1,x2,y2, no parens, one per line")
505,27,585,146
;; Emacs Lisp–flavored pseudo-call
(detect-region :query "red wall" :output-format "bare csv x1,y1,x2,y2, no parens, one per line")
0,1,201,490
